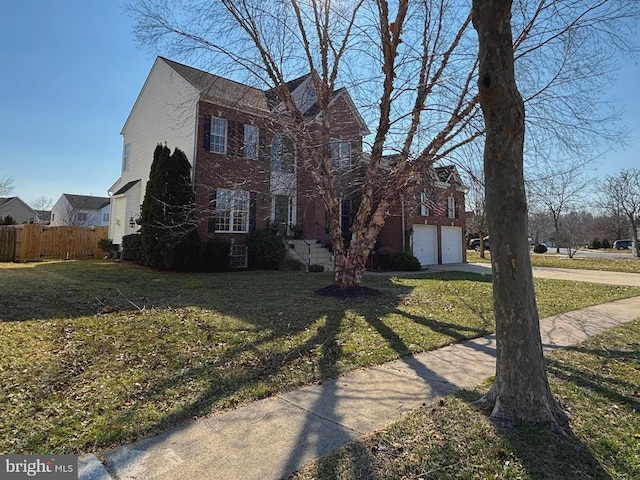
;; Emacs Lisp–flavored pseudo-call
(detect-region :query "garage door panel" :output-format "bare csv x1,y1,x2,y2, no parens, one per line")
441,226,462,264
413,224,437,266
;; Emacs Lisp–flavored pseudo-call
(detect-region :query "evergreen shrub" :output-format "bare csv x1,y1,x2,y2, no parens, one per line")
201,237,231,272
247,229,285,270
533,243,548,253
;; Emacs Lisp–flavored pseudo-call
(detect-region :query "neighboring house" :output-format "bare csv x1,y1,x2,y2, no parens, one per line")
0,197,38,224
109,57,466,268
34,210,51,225
50,194,110,227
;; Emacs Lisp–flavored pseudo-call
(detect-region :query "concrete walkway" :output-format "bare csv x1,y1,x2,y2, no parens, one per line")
429,262,640,287
79,267,640,480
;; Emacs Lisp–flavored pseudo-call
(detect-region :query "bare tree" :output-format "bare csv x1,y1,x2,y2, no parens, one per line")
558,210,593,257
0,175,14,197
472,0,569,431
527,162,592,253
129,0,639,288
55,203,90,226
601,168,640,257
466,173,489,258
31,196,53,211
597,200,627,244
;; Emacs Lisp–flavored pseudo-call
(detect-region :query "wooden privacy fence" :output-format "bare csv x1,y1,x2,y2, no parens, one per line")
0,224,109,262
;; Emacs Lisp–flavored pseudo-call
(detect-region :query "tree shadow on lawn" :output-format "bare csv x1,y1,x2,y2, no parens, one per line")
453,388,614,480
451,338,640,479
2,262,503,461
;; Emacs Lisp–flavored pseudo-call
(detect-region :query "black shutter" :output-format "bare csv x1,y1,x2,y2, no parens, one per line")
203,115,211,151
249,192,257,232
227,120,240,156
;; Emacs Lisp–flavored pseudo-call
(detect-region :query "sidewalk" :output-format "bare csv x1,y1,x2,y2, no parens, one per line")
429,262,640,287
79,270,640,480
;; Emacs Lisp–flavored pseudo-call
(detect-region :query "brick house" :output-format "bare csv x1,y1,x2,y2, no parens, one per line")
108,57,466,268
376,164,468,266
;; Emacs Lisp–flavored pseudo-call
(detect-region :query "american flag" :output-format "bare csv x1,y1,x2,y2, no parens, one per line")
422,196,446,216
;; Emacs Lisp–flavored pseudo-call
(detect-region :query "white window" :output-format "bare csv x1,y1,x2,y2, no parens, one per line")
214,189,249,233
421,193,445,217
76,212,88,223
122,143,130,172
102,213,110,222
271,134,295,173
420,193,429,217
331,139,351,168
210,117,227,154
447,196,457,219
243,124,258,159
230,245,248,268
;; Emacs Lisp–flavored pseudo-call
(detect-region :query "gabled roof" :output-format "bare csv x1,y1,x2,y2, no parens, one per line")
35,210,51,223
0,197,15,207
159,57,270,111
112,180,141,196
264,73,311,109
434,165,462,185
62,194,110,210
0,196,35,211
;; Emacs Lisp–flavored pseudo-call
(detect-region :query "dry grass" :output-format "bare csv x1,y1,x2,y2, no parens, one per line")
1,260,638,455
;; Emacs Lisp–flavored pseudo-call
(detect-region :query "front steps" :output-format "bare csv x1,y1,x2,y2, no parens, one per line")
286,239,334,271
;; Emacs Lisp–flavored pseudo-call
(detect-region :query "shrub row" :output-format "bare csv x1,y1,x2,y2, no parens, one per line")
120,228,287,272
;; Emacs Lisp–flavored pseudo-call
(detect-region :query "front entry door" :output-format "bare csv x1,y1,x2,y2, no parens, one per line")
273,195,290,235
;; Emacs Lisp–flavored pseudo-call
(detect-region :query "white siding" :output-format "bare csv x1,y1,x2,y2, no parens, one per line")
441,226,463,264
109,58,200,242
110,181,142,245
413,224,438,266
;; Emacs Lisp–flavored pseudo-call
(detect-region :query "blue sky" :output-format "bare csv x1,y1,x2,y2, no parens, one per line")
1,1,638,207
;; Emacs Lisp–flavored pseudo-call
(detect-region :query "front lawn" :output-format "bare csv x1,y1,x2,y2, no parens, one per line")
1,260,639,454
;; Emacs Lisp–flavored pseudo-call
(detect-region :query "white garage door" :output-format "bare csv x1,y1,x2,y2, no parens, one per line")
413,224,438,266
441,226,463,264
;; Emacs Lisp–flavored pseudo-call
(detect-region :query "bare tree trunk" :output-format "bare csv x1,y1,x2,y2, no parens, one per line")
472,0,568,429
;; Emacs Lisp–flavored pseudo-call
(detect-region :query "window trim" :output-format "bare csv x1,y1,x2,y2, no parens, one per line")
447,196,457,219
230,245,248,268
243,124,258,160
214,188,250,233
331,139,351,168
122,143,130,172
210,117,228,154
271,134,295,173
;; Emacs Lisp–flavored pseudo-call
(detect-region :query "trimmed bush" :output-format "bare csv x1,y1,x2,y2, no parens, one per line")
247,229,285,270
308,264,325,272
533,243,548,253
122,234,142,261
201,237,231,272
390,251,421,271
602,238,611,249
589,238,601,249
